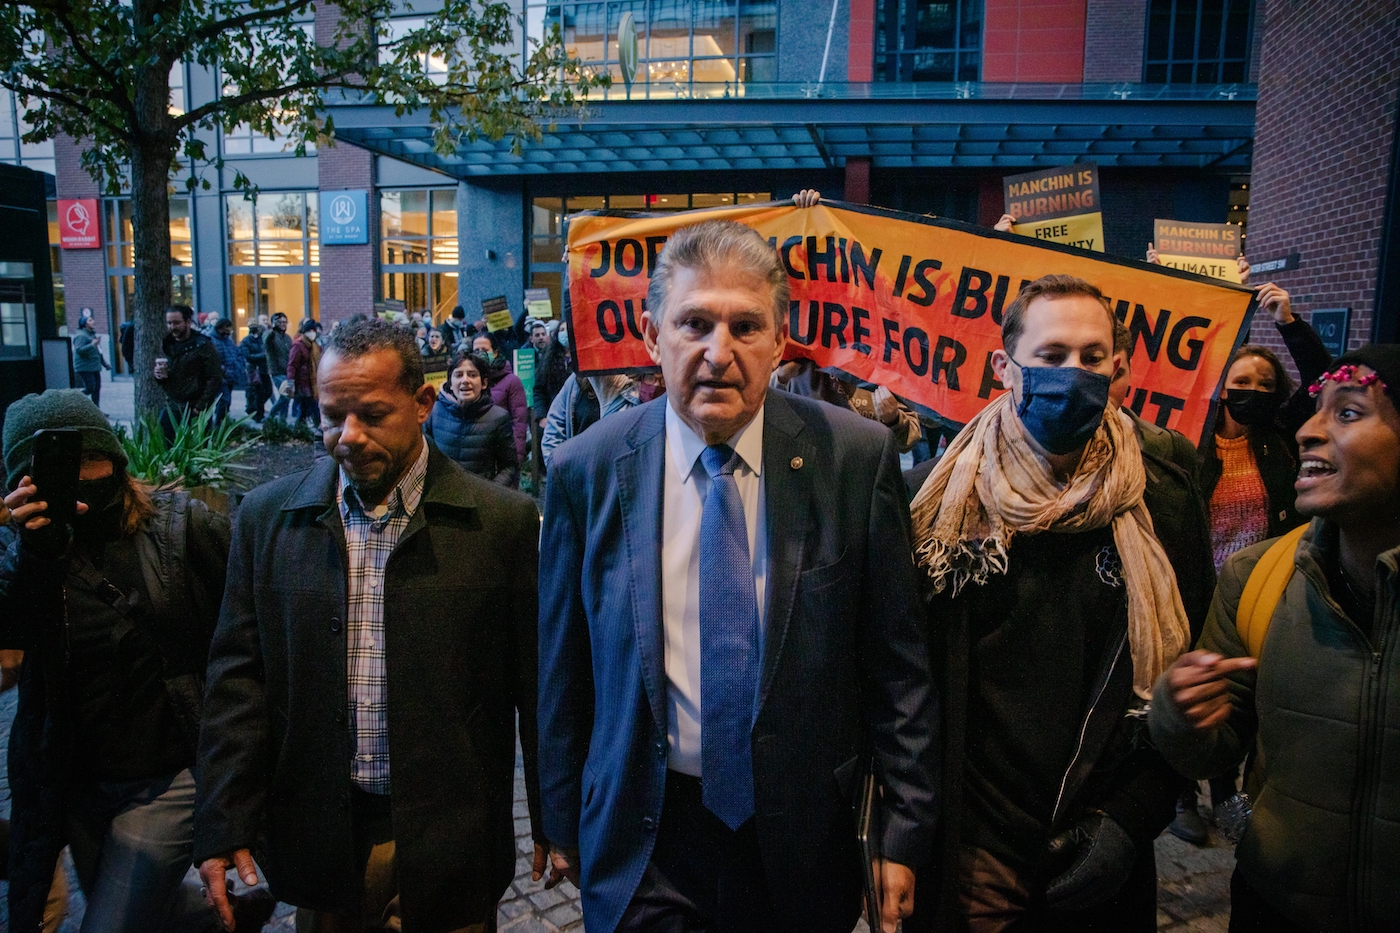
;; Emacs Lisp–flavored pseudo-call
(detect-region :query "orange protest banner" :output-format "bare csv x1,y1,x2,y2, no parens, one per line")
566,201,1257,444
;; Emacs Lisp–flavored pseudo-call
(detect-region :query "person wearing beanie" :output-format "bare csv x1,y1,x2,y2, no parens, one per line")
1150,345,1400,933
0,390,274,933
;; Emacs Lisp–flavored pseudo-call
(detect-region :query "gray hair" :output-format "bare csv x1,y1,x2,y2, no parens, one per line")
646,220,789,328
325,316,425,394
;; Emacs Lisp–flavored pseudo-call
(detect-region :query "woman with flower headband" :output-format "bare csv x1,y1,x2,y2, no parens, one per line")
1150,345,1400,933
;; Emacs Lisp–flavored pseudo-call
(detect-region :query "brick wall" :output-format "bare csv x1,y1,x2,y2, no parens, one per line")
983,0,1087,83
316,2,376,327
1245,0,1400,361
54,133,110,338
1082,0,1145,83
317,143,376,326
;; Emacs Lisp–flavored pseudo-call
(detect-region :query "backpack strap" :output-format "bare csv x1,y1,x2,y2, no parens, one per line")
1235,523,1309,659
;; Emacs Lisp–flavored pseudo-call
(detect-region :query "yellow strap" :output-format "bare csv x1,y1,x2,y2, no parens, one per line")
1235,523,1309,659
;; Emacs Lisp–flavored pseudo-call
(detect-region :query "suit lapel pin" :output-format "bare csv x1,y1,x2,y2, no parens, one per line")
790,456,803,470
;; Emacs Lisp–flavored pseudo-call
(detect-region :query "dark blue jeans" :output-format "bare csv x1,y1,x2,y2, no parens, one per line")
65,768,214,933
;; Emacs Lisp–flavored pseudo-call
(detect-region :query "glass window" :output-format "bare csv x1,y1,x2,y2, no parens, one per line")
0,90,56,175
0,265,38,360
877,0,982,83
378,17,450,85
529,191,770,268
381,188,459,323
1144,0,1253,84
47,200,65,329
225,192,318,340
530,1,776,99
103,197,196,370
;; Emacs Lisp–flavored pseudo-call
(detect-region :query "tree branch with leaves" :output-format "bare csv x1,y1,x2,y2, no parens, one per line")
0,0,602,419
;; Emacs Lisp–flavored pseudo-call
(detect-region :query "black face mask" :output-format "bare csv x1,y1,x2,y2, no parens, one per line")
1223,388,1283,427
73,473,124,536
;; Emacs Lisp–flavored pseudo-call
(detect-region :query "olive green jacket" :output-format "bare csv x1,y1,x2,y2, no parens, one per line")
1149,519,1400,932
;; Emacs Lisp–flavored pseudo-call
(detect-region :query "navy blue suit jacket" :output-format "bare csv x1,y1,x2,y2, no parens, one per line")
538,391,939,933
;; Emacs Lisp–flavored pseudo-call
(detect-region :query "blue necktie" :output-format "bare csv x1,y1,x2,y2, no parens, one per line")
698,444,760,830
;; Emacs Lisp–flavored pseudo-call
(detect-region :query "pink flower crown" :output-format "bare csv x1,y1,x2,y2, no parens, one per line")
1308,364,1388,397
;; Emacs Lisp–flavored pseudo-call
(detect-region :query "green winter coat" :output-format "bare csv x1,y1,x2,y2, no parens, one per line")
1149,518,1400,932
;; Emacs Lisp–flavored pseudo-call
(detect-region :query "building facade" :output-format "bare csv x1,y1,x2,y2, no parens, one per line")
7,0,1397,371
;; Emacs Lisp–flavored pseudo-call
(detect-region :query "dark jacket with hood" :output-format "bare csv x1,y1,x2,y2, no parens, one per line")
0,491,229,932
1198,317,1332,538
923,432,1215,928
159,329,222,410
424,390,519,487
532,336,571,420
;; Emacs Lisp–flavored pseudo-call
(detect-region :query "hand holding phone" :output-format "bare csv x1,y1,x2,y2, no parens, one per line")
28,428,83,525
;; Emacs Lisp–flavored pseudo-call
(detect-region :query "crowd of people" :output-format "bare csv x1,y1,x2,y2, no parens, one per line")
2,205,1396,933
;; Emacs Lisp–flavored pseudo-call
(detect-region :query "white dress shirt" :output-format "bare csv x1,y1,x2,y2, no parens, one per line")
662,401,768,776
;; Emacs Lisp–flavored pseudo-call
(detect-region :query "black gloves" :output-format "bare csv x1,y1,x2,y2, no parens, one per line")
1044,811,1136,912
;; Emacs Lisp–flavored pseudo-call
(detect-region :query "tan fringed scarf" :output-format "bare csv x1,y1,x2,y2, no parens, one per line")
910,394,1191,695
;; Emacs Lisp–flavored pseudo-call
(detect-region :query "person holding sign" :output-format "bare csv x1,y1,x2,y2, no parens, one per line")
1198,285,1332,571
908,274,1213,933
1149,346,1400,933
537,220,938,933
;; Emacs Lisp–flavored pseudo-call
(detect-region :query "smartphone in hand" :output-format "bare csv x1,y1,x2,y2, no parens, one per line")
29,428,83,524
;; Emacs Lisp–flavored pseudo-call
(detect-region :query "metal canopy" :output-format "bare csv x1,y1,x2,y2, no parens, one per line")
326,92,1255,178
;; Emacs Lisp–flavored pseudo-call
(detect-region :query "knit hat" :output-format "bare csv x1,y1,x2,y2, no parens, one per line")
3,390,127,489
1327,344,1400,410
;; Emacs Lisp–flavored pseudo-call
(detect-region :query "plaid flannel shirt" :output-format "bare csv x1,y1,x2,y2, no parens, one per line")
337,442,428,793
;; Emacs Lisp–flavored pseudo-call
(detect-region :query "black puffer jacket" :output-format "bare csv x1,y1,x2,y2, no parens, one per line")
425,390,519,487
1198,317,1332,538
0,492,229,932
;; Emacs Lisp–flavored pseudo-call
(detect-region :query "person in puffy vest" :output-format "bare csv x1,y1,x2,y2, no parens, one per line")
424,349,519,487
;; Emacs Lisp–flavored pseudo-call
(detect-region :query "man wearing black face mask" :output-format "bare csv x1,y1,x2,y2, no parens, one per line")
905,275,1214,933
0,390,272,933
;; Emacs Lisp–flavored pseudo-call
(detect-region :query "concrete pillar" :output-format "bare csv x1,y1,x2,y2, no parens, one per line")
456,180,525,324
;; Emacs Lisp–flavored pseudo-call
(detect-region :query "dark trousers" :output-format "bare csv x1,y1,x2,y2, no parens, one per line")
905,840,1156,933
246,375,271,420
616,771,777,933
296,789,496,933
77,370,102,406
1228,869,1316,933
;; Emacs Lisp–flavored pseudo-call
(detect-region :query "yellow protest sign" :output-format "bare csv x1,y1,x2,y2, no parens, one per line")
566,200,1258,444
1153,219,1242,282
1005,164,1104,251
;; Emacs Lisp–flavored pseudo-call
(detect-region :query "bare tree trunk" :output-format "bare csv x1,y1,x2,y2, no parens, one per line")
128,2,177,422
129,140,174,423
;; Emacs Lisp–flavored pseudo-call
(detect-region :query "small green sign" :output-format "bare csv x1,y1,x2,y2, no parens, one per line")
514,348,537,400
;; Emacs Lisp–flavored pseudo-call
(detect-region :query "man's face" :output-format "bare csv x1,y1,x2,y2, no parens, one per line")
992,294,1118,406
166,311,191,339
318,348,434,506
642,262,786,444
530,327,548,349
1294,369,1400,525
472,336,494,355
274,316,287,333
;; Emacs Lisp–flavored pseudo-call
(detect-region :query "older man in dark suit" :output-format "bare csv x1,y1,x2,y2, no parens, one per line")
538,220,939,933
195,317,545,933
